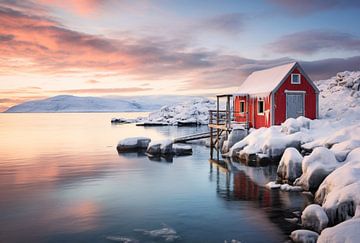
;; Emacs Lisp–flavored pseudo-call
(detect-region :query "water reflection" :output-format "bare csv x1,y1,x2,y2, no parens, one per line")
210,159,312,236
0,113,309,243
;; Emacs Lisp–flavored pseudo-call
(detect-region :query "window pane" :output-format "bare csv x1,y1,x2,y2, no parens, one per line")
258,101,264,114
292,74,300,83
240,102,244,113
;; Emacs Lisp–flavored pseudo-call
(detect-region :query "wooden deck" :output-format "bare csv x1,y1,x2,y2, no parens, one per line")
209,94,249,160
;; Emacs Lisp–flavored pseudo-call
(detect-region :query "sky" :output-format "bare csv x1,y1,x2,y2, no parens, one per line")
0,0,360,111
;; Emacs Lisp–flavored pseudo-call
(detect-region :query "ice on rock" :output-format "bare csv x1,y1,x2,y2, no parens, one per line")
301,204,328,233
317,217,360,243
295,147,339,191
290,229,319,243
277,147,303,184
315,148,360,225
117,137,151,152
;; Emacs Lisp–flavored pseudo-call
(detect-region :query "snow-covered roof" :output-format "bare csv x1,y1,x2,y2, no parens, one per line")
238,62,297,95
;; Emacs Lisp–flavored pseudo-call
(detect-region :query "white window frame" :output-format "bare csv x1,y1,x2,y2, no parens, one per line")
239,101,245,114
291,73,301,84
257,99,264,115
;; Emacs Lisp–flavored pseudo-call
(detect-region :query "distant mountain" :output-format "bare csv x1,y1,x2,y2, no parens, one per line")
4,95,201,113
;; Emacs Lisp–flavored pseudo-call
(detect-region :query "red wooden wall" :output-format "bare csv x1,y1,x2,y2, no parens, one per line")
273,67,317,125
234,67,317,128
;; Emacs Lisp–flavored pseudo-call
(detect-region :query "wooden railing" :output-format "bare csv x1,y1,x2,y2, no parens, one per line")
209,110,249,129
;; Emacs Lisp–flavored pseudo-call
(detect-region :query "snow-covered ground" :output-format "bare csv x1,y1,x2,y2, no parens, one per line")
112,97,216,125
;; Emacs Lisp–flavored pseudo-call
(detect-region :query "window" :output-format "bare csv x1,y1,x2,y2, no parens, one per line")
291,73,301,84
240,101,245,113
258,99,264,115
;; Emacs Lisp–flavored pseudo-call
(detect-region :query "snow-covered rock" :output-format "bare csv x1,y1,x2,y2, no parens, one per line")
147,139,173,155
281,117,311,135
317,217,360,243
117,137,151,152
277,147,303,184
294,147,339,191
222,125,247,153
301,204,328,233
229,121,312,160
146,140,193,156
279,183,303,191
330,139,360,162
173,144,192,156
290,229,319,243
315,148,360,225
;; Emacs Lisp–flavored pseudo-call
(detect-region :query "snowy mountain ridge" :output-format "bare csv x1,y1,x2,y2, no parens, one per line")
4,95,202,113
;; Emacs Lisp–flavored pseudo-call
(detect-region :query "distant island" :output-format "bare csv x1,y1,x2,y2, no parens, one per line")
4,95,201,113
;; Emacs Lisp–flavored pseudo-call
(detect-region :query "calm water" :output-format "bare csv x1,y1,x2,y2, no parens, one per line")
0,113,310,243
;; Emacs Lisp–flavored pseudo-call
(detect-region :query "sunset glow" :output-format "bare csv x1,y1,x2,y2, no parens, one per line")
1,0,360,111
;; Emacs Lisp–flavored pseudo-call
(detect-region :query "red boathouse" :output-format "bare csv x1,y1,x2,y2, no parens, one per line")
233,62,319,129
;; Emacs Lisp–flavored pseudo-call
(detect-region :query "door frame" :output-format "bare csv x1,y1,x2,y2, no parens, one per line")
285,90,306,119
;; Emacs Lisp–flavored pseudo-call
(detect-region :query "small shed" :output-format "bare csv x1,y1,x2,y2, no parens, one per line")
233,62,319,128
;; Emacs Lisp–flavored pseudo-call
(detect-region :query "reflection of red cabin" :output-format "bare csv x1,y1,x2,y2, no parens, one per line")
234,62,319,128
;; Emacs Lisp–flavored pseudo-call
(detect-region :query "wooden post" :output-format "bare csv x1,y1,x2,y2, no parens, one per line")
216,96,220,160
209,110,213,159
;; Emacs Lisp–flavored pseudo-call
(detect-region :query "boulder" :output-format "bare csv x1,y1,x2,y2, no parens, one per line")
290,230,319,243
222,125,248,153
173,144,192,156
317,217,360,243
117,137,151,152
295,147,339,191
277,147,303,184
301,204,328,233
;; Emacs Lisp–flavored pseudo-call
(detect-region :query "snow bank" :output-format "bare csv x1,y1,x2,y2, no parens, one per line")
117,137,151,152
290,229,319,243
315,148,360,225
229,117,312,159
294,147,339,191
277,147,303,184
301,204,328,233
317,217,360,243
